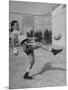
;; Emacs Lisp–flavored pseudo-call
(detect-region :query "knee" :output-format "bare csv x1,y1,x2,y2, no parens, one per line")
30,59,35,66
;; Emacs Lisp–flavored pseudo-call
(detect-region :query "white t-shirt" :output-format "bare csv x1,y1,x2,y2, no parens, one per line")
18,34,27,43
9,29,27,43
10,30,20,39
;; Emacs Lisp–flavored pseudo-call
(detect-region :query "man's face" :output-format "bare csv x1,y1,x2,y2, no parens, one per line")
14,22,19,30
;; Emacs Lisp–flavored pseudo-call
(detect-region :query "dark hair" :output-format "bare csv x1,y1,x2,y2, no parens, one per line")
10,20,18,32
11,20,18,27
21,39,29,45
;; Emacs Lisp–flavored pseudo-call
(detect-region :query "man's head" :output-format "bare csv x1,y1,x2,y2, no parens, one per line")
11,20,19,31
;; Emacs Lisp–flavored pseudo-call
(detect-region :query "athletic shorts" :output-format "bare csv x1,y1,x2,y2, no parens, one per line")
21,40,34,55
24,45,34,55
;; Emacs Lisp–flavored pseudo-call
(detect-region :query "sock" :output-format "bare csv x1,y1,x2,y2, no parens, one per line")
48,47,52,52
13,47,18,54
26,65,31,73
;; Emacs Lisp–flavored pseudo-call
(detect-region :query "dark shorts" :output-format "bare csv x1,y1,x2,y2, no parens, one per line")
25,44,34,55
25,49,34,55
21,39,34,55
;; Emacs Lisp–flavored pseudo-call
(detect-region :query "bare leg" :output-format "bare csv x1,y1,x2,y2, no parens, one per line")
32,42,63,55
24,53,35,79
40,44,63,55
32,42,49,51
26,53,35,72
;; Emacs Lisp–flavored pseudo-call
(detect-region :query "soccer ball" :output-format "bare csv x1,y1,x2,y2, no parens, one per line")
13,47,19,56
54,32,61,40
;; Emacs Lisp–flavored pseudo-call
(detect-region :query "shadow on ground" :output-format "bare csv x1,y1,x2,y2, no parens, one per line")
32,62,66,77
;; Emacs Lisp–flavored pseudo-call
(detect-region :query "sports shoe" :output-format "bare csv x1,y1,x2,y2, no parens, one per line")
51,49,63,55
24,72,33,79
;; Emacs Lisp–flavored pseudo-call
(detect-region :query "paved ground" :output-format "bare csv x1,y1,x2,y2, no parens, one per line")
9,45,66,89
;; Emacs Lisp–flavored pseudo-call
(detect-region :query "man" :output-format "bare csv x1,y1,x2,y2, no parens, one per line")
20,37,63,79
9,21,63,79
9,20,20,54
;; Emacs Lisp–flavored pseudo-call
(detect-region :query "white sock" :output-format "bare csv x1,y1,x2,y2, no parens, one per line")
48,47,52,52
13,47,18,54
26,65,30,72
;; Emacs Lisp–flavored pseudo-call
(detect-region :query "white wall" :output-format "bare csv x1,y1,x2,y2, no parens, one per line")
22,15,34,35
34,16,52,32
44,16,52,31
52,5,66,47
34,16,44,32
